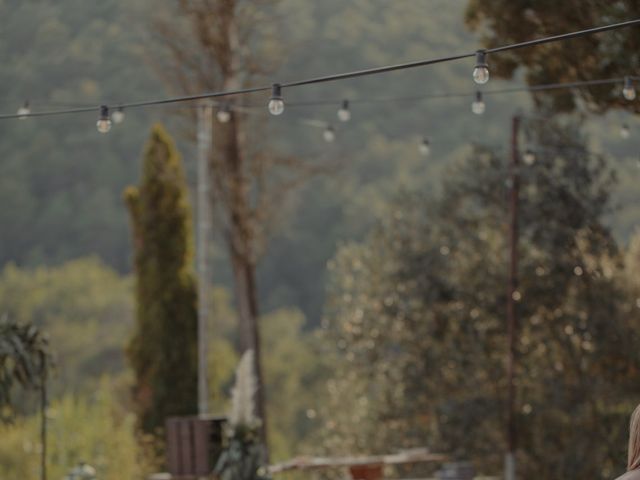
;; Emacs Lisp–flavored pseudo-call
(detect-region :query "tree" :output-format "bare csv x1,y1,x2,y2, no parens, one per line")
0,316,49,420
0,377,160,480
0,258,133,398
124,124,198,435
151,0,332,444
465,1,640,112
320,120,640,478
0,316,50,480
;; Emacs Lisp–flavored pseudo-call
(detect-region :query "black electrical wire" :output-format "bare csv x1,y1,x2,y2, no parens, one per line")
283,77,630,108
485,18,640,54
0,18,638,121
280,19,640,88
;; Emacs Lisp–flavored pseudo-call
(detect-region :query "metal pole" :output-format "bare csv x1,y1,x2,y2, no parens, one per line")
197,101,213,416
40,366,47,480
505,114,520,480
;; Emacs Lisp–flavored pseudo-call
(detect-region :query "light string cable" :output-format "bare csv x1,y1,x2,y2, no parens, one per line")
191,101,340,144
0,18,639,121
284,77,639,109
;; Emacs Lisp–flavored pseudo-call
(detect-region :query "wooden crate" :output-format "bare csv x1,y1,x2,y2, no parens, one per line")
349,464,384,480
166,416,227,478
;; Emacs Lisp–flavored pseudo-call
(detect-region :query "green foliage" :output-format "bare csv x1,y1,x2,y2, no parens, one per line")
0,257,132,398
2,0,640,329
125,124,198,435
205,297,330,462
0,257,323,467
321,121,640,479
465,0,640,112
214,429,270,480
0,316,50,420
0,0,160,271
261,309,330,461
0,377,159,480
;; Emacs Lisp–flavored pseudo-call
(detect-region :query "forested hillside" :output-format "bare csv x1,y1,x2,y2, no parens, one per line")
1,0,639,327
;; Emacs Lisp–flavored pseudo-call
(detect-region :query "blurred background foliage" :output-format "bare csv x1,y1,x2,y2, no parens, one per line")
3,0,640,326
0,378,159,480
2,0,640,478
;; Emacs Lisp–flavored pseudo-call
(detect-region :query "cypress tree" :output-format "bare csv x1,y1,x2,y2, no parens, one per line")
124,124,198,435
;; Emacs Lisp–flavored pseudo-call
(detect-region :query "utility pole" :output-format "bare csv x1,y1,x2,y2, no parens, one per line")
505,114,521,480
40,359,47,480
197,101,213,416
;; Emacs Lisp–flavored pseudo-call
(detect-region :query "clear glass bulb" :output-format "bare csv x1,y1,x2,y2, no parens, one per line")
523,149,536,165
323,127,335,143
471,100,485,115
17,103,30,119
473,66,490,85
623,85,637,101
419,139,430,156
112,108,125,124
338,100,350,122
621,124,630,139
268,98,284,116
97,118,112,133
217,109,231,123
338,107,351,122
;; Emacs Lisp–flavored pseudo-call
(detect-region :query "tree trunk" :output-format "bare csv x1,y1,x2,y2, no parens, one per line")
230,251,267,448
218,108,268,450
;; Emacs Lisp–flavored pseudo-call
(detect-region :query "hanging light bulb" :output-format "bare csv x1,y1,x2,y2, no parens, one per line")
337,99,351,122
323,125,336,143
471,91,485,115
268,83,284,115
17,100,30,119
623,76,636,101
96,105,112,134
473,50,490,85
523,149,536,165
112,107,125,124
621,123,631,139
419,138,431,156
216,104,231,123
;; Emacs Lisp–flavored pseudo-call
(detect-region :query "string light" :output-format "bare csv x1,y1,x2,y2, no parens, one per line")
471,91,486,115
0,20,637,124
217,104,231,123
338,100,351,122
268,84,284,115
323,125,336,143
17,100,30,119
419,138,431,156
473,50,489,85
112,107,125,124
621,123,630,139
623,76,636,101
96,105,111,134
0,19,637,146
523,149,536,165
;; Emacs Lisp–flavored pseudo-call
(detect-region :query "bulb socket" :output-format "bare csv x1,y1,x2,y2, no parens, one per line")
271,83,283,101
99,105,110,121
475,50,488,68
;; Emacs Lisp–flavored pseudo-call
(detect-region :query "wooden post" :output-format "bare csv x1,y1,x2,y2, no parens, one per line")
505,114,521,480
